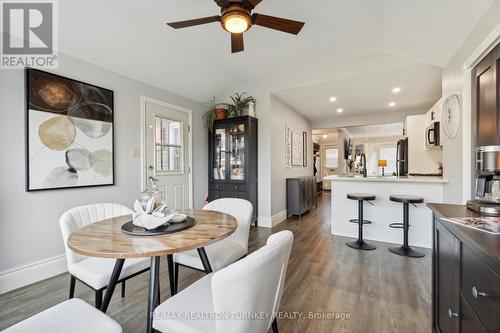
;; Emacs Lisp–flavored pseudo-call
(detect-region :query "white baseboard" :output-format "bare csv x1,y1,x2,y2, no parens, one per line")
257,215,272,228
272,210,288,227
0,254,68,294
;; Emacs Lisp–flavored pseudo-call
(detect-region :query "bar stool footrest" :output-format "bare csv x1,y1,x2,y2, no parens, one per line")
349,218,372,224
389,222,404,228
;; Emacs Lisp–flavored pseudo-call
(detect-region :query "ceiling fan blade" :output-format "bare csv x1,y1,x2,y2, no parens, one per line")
252,13,304,35
167,16,220,29
231,33,244,53
214,0,245,7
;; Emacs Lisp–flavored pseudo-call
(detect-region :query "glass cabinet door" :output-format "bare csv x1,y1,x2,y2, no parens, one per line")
229,123,245,180
213,128,227,180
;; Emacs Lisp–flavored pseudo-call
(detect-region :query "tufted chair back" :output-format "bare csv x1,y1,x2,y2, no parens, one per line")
59,203,132,266
211,230,293,333
203,198,253,252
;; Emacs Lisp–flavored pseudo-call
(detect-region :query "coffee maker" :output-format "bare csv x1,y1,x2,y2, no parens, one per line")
467,146,500,215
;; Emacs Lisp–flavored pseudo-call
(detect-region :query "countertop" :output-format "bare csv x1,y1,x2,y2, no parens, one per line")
428,203,500,266
324,175,448,183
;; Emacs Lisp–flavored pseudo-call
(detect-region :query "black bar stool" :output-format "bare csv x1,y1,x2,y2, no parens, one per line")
389,195,425,258
346,193,376,250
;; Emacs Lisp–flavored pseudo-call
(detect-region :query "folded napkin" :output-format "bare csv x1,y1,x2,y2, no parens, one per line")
133,199,178,230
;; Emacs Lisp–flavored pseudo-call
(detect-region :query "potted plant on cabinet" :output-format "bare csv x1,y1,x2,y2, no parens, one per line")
202,97,228,132
203,93,257,132
225,92,256,117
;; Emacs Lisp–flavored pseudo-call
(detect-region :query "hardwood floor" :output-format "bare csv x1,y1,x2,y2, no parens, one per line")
0,193,431,332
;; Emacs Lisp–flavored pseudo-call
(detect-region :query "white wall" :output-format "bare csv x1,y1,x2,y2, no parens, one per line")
441,0,500,203
0,53,209,292
270,96,313,222
406,114,443,174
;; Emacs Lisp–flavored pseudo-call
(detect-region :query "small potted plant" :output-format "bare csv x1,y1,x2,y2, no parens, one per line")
224,92,256,118
214,104,229,120
202,97,227,132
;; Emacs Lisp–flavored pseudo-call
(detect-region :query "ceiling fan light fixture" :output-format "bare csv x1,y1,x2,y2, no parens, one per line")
221,6,251,34
223,14,250,33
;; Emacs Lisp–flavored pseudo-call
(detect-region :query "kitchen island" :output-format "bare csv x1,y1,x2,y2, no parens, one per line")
324,175,448,248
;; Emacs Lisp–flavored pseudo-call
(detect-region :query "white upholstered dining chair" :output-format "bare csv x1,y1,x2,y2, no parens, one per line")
172,198,253,290
153,230,294,333
59,203,149,307
2,298,122,333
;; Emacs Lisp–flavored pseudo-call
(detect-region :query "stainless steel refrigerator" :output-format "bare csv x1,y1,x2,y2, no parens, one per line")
396,138,408,176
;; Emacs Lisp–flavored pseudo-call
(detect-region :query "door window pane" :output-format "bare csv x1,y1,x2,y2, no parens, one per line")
155,117,183,173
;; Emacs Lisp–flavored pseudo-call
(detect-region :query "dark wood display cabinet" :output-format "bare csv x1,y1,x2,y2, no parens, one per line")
208,116,258,225
428,204,499,333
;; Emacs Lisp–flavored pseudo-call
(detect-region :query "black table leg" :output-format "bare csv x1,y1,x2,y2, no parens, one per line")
166,254,176,296
147,256,160,333
100,258,125,313
197,247,213,273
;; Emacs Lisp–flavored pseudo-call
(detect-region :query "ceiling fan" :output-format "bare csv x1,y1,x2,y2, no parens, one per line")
166,0,305,53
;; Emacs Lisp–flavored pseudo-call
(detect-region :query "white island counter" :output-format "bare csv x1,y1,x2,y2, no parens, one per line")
324,175,448,248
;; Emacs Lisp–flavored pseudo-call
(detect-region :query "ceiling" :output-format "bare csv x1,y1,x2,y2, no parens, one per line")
57,0,492,119
345,123,404,139
312,123,403,140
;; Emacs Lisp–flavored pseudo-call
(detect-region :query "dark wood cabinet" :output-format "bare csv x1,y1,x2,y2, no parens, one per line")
286,177,316,219
429,204,500,333
208,116,258,224
474,43,500,146
435,222,461,333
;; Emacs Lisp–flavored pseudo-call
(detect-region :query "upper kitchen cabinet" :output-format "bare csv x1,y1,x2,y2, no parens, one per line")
474,43,500,147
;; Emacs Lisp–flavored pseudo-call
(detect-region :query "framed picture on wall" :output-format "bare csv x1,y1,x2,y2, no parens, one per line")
285,123,292,168
292,130,303,166
25,68,114,191
302,131,307,167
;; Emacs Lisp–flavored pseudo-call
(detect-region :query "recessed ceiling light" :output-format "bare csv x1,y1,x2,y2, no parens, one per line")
392,87,401,93
389,102,396,107
322,134,328,139
329,96,337,102
337,108,343,113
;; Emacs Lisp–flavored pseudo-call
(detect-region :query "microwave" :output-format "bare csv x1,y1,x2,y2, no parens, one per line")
425,121,441,149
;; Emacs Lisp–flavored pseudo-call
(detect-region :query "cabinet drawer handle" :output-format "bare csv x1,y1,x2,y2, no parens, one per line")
235,195,239,198
447,309,461,318
235,185,238,189
472,286,490,298
216,185,220,189
216,194,220,198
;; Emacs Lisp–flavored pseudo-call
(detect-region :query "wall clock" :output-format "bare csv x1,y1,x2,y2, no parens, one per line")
441,94,461,139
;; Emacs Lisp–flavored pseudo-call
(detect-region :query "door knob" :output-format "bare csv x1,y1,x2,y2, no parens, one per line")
148,166,154,171
472,286,490,298
447,309,461,318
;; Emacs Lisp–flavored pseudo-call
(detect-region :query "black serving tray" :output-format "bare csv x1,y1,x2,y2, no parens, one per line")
121,216,196,236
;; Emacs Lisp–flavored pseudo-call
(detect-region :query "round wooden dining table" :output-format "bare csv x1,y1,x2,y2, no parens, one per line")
68,209,237,333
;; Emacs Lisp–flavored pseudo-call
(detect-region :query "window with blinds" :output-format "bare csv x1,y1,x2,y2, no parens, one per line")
155,116,183,173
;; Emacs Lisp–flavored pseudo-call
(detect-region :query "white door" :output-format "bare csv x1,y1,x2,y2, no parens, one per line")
144,99,191,210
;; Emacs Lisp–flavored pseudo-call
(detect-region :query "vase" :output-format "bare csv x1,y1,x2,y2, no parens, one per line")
215,108,228,120
248,102,256,117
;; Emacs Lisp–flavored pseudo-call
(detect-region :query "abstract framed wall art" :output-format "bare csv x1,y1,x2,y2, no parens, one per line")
25,68,114,191
302,131,307,167
285,123,292,168
292,130,303,166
